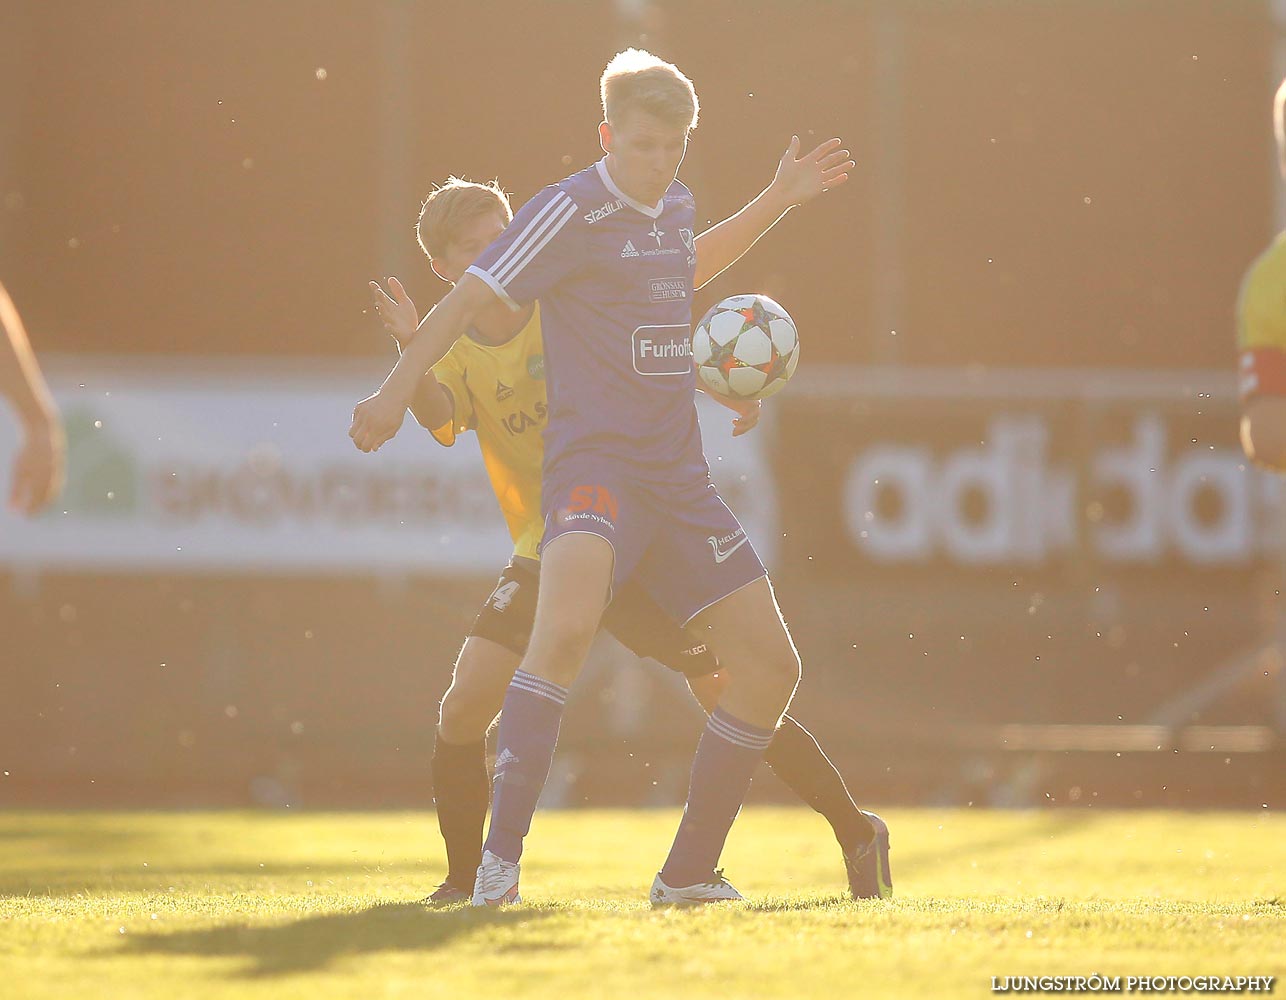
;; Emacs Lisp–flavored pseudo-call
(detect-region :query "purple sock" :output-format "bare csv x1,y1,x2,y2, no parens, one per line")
660,707,775,887
482,670,569,864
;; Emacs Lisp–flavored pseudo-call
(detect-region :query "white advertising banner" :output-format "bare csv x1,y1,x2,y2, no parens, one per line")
776,366,1282,572
0,359,778,574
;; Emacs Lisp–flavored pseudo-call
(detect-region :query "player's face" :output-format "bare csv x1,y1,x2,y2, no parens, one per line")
601,112,689,204
432,211,508,284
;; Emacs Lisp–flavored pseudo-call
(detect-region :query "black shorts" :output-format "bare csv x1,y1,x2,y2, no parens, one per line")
467,558,720,679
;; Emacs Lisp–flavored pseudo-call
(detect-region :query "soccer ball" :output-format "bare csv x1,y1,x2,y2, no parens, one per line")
691,293,799,400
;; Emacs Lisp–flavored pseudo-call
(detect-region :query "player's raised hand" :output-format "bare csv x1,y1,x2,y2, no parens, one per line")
369,277,419,349
771,136,854,208
349,390,407,453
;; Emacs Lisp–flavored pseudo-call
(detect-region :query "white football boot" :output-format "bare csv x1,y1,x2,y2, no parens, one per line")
649,869,744,907
471,850,521,907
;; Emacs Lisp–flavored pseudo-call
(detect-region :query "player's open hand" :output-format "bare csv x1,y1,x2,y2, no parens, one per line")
9,415,65,515
771,136,854,209
369,277,419,349
349,390,406,453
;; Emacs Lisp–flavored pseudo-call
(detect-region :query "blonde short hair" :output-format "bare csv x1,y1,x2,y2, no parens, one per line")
1276,77,1286,176
416,177,513,261
600,48,699,132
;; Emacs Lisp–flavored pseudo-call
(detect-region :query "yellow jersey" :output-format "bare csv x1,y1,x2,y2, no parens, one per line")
1238,229,1286,401
429,303,547,561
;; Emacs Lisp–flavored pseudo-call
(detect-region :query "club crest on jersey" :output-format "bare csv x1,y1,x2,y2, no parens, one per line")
680,227,696,267
495,379,514,402
632,324,692,376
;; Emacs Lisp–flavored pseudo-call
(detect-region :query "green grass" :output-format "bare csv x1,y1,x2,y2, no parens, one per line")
0,808,1282,999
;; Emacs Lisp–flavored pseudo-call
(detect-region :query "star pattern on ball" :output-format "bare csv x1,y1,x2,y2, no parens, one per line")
756,344,789,380
737,299,770,332
708,339,740,377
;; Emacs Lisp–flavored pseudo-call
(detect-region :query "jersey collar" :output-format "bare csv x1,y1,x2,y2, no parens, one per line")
596,158,665,219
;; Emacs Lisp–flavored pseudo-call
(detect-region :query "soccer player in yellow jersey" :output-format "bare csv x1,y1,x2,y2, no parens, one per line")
371,176,888,903
1239,77,1286,468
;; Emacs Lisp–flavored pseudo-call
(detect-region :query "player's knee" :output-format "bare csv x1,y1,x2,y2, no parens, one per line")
735,636,800,699
438,681,497,743
765,642,802,697
686,671,727,713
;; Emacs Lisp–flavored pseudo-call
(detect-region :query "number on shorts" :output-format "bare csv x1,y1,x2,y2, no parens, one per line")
487,579,521,613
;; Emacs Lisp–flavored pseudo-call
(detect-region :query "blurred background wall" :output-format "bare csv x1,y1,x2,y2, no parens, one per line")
1,0,1282,810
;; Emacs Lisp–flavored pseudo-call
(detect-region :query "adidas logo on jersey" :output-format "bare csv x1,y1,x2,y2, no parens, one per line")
620,240,640,258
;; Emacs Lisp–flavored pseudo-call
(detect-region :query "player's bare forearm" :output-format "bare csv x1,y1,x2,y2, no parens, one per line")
1,279,65,513
408,374,453,432
350,273,495,453
693,186,792,289
0,282,58,432
387,322,454,433
380,275,491,406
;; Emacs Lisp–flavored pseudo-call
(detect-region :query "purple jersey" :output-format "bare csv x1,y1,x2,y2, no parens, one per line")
466,159,705,485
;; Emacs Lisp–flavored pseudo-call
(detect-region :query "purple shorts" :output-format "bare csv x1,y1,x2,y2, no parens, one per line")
541,462,766,627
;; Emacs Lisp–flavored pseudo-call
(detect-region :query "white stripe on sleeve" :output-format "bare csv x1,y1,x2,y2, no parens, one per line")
494,198,577,287
491,196,573,284
487,191,573,282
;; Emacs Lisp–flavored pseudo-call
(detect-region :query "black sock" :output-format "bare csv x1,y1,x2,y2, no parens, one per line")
764,714,873,853
430,732,489,887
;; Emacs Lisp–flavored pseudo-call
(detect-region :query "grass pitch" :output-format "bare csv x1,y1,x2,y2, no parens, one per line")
0,808,1282,999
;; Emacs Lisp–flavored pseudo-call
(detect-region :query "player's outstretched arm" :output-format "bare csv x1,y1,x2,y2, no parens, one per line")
350,272,495,452
693,136,853,289
0,280,64,514
369,278,453,433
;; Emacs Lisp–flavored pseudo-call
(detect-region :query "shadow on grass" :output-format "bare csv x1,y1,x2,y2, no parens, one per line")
0,861,430,898
112,901,560,977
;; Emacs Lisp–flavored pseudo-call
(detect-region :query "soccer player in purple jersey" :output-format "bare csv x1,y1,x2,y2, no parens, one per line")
351,49,889,906
373,179,889,903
